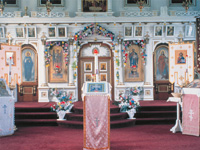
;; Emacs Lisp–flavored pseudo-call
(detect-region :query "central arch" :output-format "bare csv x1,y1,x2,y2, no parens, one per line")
78,42,114,101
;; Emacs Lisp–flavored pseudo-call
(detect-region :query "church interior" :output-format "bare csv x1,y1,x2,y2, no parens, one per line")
1,0,200,150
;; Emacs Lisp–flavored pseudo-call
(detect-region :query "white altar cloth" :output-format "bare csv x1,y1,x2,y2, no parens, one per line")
0,79,15,136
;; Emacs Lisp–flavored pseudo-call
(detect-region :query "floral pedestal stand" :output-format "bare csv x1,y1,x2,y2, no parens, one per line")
126,108,136,119
57,110,67,121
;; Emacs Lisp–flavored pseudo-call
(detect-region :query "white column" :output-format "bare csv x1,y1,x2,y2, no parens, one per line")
118,38,124,85
94,54,99,82
77,0,82,12
107,0,112,12
69,39,74,86
40,42,48,87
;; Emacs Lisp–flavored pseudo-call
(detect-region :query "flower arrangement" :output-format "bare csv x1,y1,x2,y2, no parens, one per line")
49,88,75,113
118,93,140,112
130,86,143,96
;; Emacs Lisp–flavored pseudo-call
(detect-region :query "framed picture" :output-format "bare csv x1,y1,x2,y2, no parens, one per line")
48,27,56,38
166,25,175,37
82,0,107,12
0,27,5,38
87,83,106,92
49,45,68,83
154,45,169,81
170,0,195,6
124,45,144,82
154,25,163,37
124,0,149,6
100,73,107,82
145,90,151,96
84,73,92,82
185,24,195,38
99,62,107,71
5,0,20,7
124,26,133,37
134,26,143,37
84,62,92,72
27,26,37,38
38,0,64,7
175,50,187,65
57,26,67,38
16,27,25,38
5,51,16,66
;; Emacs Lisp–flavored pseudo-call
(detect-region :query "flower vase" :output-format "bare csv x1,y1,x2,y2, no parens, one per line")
57,110,66,121
126,108,136,119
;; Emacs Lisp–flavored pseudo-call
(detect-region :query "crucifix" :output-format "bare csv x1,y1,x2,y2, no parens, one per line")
94,117,100,127
2,105,7,114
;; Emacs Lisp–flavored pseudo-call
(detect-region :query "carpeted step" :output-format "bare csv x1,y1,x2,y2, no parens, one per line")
138,106,176,111
15,107,51,112
135,111,177,118
57,119,136,129
15,119,58,126
135,117,176,125
15,112,57,119
66,112,128,121
72,106,120,114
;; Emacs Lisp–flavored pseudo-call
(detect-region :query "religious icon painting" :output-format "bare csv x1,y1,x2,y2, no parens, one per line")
185,24,195,38
124,44,144,82
38,0,64,7
166,25,175,37
134,26,143,37
154,45,169,81
15,27,25,38
175,50,187,65
0,27,5,38
84,73,92,82
49,45,68,83
100,73,107,82
57,26,67,38
99,62,107,71
5,51,16,66
48,26,56,38
84,62,92,72
82,0,107,12
124,26,133,38
27,26,37,38
22,49,36,82
125,0,149,6
154,25,163,37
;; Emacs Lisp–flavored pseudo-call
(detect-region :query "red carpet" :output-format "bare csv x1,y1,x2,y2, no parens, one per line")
0,125,199,150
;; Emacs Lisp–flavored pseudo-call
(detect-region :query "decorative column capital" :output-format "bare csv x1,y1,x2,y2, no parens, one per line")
69,38,74,45
118,38,123,44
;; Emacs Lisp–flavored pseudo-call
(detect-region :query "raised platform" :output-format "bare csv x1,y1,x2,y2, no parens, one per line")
15,100,177,128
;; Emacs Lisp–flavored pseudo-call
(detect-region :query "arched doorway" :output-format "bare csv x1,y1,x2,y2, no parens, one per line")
78,42,114,100
153,43,173,100
18,44,38,102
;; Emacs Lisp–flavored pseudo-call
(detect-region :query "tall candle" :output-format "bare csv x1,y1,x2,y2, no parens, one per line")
9,57,12,84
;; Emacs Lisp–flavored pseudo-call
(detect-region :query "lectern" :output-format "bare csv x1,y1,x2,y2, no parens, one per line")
82,82,111,150
0,79,15,136
182,79,200,136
